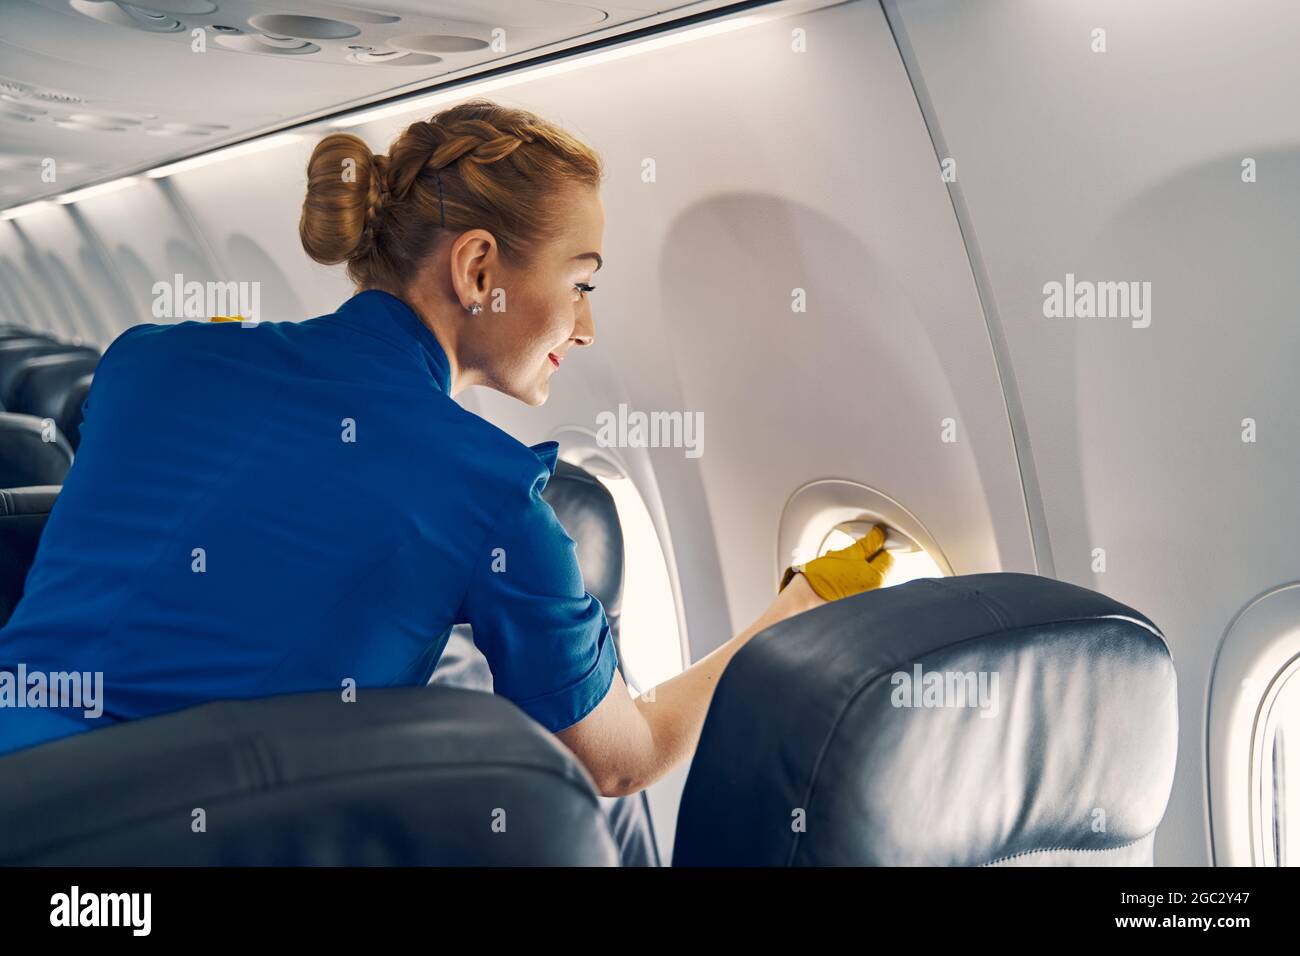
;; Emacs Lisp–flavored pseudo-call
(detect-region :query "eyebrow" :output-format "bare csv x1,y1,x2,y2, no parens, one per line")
573,252,603,272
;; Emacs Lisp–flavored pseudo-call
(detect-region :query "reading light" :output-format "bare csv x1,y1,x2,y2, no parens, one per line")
56,177,141,204
0,200,55,221
145,134,302,179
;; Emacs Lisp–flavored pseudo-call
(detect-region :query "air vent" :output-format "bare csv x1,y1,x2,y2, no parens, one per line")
347,50,442,67
31,90,88,105
127,1,217,12
387,34,489,54
246,14,361,40
214,35,321,56
69,1,185,34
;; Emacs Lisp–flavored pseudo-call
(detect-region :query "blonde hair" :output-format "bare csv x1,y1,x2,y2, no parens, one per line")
299,98,604,292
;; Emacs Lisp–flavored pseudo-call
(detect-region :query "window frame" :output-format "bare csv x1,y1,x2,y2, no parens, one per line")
1207,583,1300,865
546,426,690,692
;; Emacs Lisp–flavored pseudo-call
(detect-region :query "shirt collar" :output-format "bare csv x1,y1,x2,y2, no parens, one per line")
338,289,453,394
337,292,559,479
528,440,560,477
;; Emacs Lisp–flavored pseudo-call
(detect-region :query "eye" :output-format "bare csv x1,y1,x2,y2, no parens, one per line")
575,282,596,298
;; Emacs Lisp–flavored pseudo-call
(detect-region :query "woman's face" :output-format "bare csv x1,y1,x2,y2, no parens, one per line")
440,187,604,406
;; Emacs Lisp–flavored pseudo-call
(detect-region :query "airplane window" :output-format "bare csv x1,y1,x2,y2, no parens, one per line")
595,474,686,696
778,480,954,595
817,522,946,588
1257,659,1300,866
1206,588,1300,866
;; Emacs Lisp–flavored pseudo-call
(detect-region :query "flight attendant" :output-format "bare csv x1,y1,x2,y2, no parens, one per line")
0,99,892,794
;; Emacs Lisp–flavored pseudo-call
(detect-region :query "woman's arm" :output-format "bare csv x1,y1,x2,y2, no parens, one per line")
555,572,826,797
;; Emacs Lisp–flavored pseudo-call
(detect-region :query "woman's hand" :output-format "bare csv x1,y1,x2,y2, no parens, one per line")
780,523,894,604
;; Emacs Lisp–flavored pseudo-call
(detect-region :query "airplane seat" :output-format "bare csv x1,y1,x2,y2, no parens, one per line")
430,457,660,866
673,572,1178,866
0,330,54,342
0,413,73,487
9,352,101,425
0,338,74,388
0,686,620,865
0,485,59,626
544,459,625,653
0,458,644,865
540,458,660,863
57,373,95,451
0,345,98,411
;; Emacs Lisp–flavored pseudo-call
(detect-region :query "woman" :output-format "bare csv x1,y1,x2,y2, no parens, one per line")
0,99,892,795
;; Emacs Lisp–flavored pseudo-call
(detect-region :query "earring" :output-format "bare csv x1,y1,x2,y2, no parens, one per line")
466,302,482,316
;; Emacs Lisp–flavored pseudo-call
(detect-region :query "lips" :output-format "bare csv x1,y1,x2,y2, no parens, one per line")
548,353,561,368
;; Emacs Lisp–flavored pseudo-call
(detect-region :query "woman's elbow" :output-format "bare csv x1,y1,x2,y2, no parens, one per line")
595,769,643,798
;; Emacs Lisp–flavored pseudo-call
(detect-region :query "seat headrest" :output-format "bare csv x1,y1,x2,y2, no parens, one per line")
0,686,619,865
673,572,1178,866
0,413,72,487
9,353,100,425
0,485,58,627
0,345,97,410
540,459,625,645
0,333,55,347
58,373,94,451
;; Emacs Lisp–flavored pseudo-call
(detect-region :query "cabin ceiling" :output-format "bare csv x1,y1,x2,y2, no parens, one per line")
0,0,729,208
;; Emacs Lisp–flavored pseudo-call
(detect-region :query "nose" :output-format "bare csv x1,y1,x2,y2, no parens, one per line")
572,304,595,348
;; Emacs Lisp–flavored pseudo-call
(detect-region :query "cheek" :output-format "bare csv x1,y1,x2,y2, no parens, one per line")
524,293,573,348
495,297,569,369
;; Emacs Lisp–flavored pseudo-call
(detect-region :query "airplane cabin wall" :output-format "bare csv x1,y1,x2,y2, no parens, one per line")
5,0,1281,867
886,0,1300,866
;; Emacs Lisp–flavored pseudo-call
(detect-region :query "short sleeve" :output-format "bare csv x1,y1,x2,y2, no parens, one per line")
456,453,619,733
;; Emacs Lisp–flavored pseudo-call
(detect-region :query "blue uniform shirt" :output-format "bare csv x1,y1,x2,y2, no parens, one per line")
0,290,618,756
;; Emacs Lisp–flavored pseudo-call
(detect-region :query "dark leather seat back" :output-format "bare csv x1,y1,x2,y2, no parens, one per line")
0,462,626,866
0,454,634,867
0,686,619,865
0,413,73,487
673,572,1178,866
542,459,625,653
0,486,58,626
0,339,77,396
9,353,100,425
0,345,97,410
57,373,95,451
437,458,658,866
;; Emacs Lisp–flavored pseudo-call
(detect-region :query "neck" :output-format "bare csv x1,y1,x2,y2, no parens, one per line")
394,284,475,398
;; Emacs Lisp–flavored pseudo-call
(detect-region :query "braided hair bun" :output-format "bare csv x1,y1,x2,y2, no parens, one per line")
299,99,604,292
299,132,388,266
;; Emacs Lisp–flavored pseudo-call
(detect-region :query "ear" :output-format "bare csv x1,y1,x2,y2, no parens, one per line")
448,229,498,304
